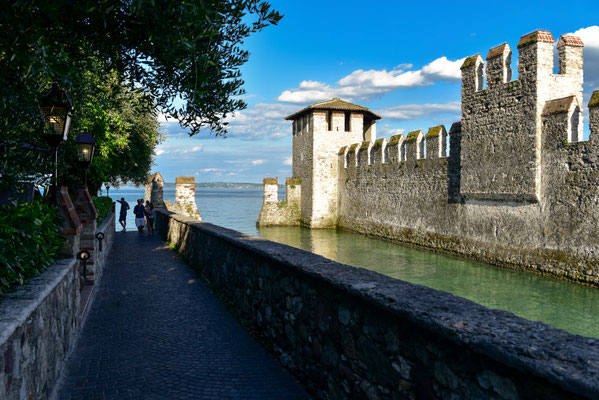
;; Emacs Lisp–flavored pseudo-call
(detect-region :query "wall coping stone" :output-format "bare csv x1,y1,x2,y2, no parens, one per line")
0,258,76,345
97,211,115,233
157,207,599,398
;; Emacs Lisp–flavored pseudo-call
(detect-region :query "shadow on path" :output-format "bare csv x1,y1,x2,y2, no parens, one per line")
55,231,307,400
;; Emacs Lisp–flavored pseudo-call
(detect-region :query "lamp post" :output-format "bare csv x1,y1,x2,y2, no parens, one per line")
40,83,72,200
74,132,96,186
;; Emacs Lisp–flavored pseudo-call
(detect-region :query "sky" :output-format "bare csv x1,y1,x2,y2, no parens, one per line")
152,0,599,184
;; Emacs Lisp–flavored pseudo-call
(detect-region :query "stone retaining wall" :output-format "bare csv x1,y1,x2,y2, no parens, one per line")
156,208,599,400
0,259,79,400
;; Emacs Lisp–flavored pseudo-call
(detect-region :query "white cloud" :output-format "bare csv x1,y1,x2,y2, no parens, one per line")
376,102,461,121
223,103,297,140
251,159,266,166
569,26,599,87
381,128,406,137
421,57,464,80
283,157,292,166
277,56,465,104
154,143,204,157
200,168,225,173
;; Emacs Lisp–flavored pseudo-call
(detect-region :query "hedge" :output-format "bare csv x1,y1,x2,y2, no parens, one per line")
0,202,63,294
93,196,114,224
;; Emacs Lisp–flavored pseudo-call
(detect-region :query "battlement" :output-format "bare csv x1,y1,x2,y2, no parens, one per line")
338,125,451,169
461,30,583,97
424,126,447,159
460,29,585,201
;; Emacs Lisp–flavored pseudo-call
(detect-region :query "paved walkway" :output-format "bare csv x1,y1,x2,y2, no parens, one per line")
55,231,307,400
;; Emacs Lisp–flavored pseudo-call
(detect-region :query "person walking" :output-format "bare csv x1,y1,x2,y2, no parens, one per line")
116,198,130,232
133,199,146,234
145,201,155,236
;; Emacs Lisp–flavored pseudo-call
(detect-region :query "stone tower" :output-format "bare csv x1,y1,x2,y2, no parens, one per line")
285,98,381,227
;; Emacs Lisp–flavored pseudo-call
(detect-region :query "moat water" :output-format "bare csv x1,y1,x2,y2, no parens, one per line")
112,186,599,339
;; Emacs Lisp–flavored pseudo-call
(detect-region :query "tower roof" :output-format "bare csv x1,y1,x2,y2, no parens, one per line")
284,98,381,121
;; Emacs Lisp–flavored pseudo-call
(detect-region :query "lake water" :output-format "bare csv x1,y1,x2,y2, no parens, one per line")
111,186,599,339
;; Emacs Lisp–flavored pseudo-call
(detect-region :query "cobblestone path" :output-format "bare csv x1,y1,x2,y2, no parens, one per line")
55,231,307,400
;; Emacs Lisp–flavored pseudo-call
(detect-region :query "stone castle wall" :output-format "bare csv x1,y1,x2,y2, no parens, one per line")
262,30,599,285
336,97,599,285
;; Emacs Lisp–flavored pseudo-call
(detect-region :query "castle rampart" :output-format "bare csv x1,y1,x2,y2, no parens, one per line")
258,31,599,285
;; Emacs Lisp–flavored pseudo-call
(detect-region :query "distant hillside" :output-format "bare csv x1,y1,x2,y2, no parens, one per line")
163,182,263,189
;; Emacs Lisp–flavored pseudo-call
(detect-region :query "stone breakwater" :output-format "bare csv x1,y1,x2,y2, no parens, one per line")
156,208,599,400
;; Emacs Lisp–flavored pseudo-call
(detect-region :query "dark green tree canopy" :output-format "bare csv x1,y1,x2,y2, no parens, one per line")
0,0,282,194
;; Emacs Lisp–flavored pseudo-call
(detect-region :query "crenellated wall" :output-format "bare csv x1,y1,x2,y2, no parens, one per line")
259,30,599,285
335,88,599,285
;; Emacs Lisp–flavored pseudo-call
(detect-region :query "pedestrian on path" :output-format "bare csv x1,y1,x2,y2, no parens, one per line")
133,199,146,234
145,201,155,236
116,197,130,231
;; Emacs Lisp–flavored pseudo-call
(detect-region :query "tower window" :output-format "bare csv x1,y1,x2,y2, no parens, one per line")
326,111,332,131
345,112,351,132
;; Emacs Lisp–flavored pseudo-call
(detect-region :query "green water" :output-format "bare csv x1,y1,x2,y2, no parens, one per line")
258,226,599,339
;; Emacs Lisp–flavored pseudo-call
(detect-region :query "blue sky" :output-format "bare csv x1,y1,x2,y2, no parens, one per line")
153,1,599,183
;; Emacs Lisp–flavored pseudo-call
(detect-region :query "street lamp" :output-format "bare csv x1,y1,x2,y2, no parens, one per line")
40,83,72,192
74,132,96,185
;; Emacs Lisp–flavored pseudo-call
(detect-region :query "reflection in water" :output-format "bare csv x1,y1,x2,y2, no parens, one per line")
112,186,599,339
259,226,599,339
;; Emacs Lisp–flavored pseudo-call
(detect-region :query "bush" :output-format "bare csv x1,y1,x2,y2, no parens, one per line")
93,196,114,224
0,202,63,294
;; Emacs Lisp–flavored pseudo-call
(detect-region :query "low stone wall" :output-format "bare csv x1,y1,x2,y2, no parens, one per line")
156,208,599,400
0,259,79,400
94,212,115,283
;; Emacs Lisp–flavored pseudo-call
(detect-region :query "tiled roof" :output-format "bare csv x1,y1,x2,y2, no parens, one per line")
486,43,511,60
542,96,579,116
558,35,584,48
284,98,381,120
517,30,554,49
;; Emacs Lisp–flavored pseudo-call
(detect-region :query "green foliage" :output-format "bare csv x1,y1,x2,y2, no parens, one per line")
59,70,164,194
0,202,63,294
93,196,114,224
0,0,282,194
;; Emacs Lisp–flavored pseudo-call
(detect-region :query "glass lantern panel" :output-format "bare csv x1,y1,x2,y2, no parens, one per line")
41,105,67,139
77,143,95,162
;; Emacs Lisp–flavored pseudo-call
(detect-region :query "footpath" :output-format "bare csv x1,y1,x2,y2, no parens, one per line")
55,231,307,400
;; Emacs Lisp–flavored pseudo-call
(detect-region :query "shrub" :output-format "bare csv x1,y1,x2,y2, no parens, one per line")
0,202,63,294
93,196,114,224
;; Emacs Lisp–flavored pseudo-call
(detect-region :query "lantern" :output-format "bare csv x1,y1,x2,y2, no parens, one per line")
75,132,96,167
40,83,72,147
